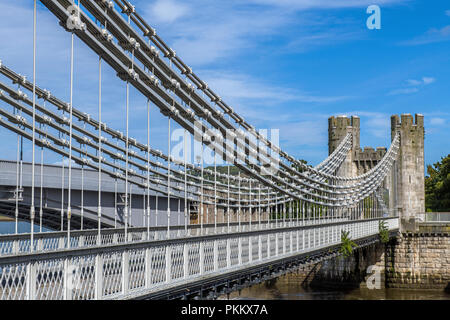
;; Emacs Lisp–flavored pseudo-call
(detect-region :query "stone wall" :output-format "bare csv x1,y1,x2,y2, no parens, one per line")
293,242,386,289
385,231,450,290
290,228,449,291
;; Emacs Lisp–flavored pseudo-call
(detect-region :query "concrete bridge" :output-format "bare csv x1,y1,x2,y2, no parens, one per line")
0,160,189,230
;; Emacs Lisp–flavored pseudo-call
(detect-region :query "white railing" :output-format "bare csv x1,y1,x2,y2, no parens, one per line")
0,217,398,300
416,212,450,223
0,217,350,256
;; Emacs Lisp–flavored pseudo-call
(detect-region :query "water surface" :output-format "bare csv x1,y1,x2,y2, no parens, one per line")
224,275,450,300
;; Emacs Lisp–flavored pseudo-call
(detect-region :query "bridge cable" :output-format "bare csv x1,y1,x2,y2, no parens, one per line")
15,122,20,234
184,76,190,234
227,164,230,232
67,15,75,248
30,0,37,251
39,102,46,233
184,127,188,234
167,115,171,238
97,54,102,245
80,122,85,230
200,136,204,234
238,171,241,231
146,98,150,238
214,143,217,233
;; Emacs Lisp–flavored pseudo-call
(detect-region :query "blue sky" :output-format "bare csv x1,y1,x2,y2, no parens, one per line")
0,0,449,171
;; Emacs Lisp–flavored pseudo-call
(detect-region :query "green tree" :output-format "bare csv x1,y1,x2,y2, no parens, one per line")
425,154,450,212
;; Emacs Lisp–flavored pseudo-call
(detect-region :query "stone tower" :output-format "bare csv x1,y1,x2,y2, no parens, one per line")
328,115,360,177
327,113,425,220
390,114,425,219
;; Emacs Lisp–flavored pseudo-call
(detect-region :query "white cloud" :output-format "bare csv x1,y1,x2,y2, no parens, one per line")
146,4,290,66
406,77,435,86
148,0,190,23
401,25,450,45
422,77,435,85
140,0,408,67
201,71,349,104
406,79,421,86
247,0,408,10
347,111,391,140
429,117,446,126
388,87,419,95
388,77,435,95
279,120,327,147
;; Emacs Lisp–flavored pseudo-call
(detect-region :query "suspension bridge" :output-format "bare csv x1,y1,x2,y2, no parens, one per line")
0,0,425,300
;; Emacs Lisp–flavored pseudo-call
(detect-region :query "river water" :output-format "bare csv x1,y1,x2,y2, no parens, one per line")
0,221,50,234
223,274,450,300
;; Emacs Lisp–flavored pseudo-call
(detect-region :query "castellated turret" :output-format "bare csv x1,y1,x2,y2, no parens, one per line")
328,113,425,221
328,115,360,177
390,114,425,219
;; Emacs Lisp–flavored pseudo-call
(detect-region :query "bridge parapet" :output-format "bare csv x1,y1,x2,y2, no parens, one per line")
0,217,399,300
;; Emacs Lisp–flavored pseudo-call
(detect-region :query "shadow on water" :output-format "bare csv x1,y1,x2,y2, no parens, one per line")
223,274,450,300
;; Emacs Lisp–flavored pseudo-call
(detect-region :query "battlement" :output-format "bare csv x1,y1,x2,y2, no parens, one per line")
328,115,360,177
328,115,360,129
354,146,387,162
391,113,424,131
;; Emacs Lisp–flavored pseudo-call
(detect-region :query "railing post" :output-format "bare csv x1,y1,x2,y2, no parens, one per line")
267,234,271,258
302,229,305,251
58,237,65,250
26,262,36,300
213,240,218,271
145,248,153,287
258,235,262,261
238,237,242,265
226,238,231,268
79,235,85,248
94,255,103,300
312,228,315,248
122,251,129,295
63,258,73,300
290,231,293,253
249,237,253,263
12,240,19,254
37,239,43,252
113,233,118,244
183,243,189,278
166,245,172,282
199,242,205,275
275,233,279,257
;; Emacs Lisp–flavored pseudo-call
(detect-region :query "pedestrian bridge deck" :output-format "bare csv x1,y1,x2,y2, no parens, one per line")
0,217,398,300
